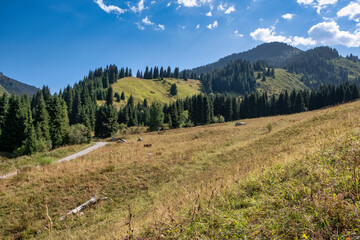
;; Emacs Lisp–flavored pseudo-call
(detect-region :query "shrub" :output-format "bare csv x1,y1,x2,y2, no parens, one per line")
68,124,91,144
266,122,273,133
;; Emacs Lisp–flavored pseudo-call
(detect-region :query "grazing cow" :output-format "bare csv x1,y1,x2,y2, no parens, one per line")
117,139,127,143
138,137,143,141
235,122,246,126
144,144,152,148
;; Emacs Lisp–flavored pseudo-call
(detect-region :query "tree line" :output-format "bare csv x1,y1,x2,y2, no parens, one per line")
0,61,359,156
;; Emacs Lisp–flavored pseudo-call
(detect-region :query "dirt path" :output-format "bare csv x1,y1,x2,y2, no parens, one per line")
0,142,109,180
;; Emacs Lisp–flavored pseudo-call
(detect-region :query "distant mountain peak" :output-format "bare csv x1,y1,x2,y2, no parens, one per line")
190,42,303,75
0,74,39,96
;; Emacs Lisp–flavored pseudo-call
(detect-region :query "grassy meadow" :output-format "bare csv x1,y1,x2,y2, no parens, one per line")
99,77,202,108
1,100,360,239
0,143,94,176
256,68,308,95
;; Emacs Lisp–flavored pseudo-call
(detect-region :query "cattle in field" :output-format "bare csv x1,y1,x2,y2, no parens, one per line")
144,144,152,148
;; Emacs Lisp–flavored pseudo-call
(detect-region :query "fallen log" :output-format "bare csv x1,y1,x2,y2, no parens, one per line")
60,195,105,220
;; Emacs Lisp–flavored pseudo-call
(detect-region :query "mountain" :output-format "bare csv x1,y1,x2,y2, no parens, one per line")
0,73,39,96
285,46,360,88
190,42,303,75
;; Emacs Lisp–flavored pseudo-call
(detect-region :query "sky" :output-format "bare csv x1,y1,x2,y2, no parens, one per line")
0,0,360,92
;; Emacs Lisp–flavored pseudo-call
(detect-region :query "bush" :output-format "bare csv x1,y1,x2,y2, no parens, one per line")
68,124,91,144
266,122,273,133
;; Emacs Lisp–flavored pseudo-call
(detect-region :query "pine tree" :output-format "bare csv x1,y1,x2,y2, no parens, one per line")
167,66,171,78
121,91,125,100
48,96,70,148
149,102,164,131
0,93,8,131
34,92,51,145
170,83,178,96
106,87,114,105
0,94,27,152
95,104,118,138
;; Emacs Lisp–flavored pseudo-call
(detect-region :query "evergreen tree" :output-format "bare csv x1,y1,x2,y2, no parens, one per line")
106,87,114,105
48,96,70,148
34,92,51,146
121,91,125,100
170,83,178,96
149,102,164,131
1,94,27,152
95,104,118,138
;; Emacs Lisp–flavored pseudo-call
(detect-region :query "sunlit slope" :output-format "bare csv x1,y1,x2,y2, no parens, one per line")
256,68,308,95
107,77,202,106
2,99,360,239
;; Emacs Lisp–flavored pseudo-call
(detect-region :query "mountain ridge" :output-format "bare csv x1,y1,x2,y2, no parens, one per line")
0,73,39,96
190,42,303,75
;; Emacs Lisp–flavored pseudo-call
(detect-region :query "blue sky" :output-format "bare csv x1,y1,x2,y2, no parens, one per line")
0,0,360,92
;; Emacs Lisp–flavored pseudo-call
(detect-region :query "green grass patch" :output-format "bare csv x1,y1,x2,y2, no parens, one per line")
104,77,202,108
256,68,308,95
0,143,94,175
145,131,360,239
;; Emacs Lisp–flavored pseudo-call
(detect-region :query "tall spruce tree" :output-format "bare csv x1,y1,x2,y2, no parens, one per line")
95,104,118,138
149,102,164,131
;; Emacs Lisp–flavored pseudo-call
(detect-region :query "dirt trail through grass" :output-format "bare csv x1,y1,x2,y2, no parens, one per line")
0,142,109,180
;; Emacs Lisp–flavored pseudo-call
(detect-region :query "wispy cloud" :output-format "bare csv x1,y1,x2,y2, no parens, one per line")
142,16,154,25
207,20,218,29
196,24,200,29
94,0,125,14
234,30,243,37
224,6,235,14
296,0,338,14
206,11,212,16
282,13,295,20
128,0,147,13
138,16,165,31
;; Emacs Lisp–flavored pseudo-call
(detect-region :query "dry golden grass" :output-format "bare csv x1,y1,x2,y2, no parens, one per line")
1,100,360,239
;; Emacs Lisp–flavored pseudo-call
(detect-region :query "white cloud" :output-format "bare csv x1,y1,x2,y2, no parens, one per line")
296,0,338,14
151,1,156,4
137,23,145,30
308,21,360,47
297,0,313,4
206,11,212,16
292,36,316,46
128,0,147,13
176,0,212,7
234,30,243,38
177,0,198,7
167,2,171,7
157,24,165,30
337,1,360,22
250,27,315,46
142,16,154,25
282,13,295,20
94,0,125,14
218,3,225,11
224,6,235,14
207,20,218,29
250,27,292,43
196,24,200,29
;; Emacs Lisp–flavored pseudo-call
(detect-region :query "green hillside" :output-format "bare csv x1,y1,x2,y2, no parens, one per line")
256,68,308,95
0,73,39,96
0,85,8,95
333,58,360,80
101,77,202,107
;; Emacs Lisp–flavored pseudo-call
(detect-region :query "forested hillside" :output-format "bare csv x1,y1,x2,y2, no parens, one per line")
190,42,302,74
0,73,39,96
